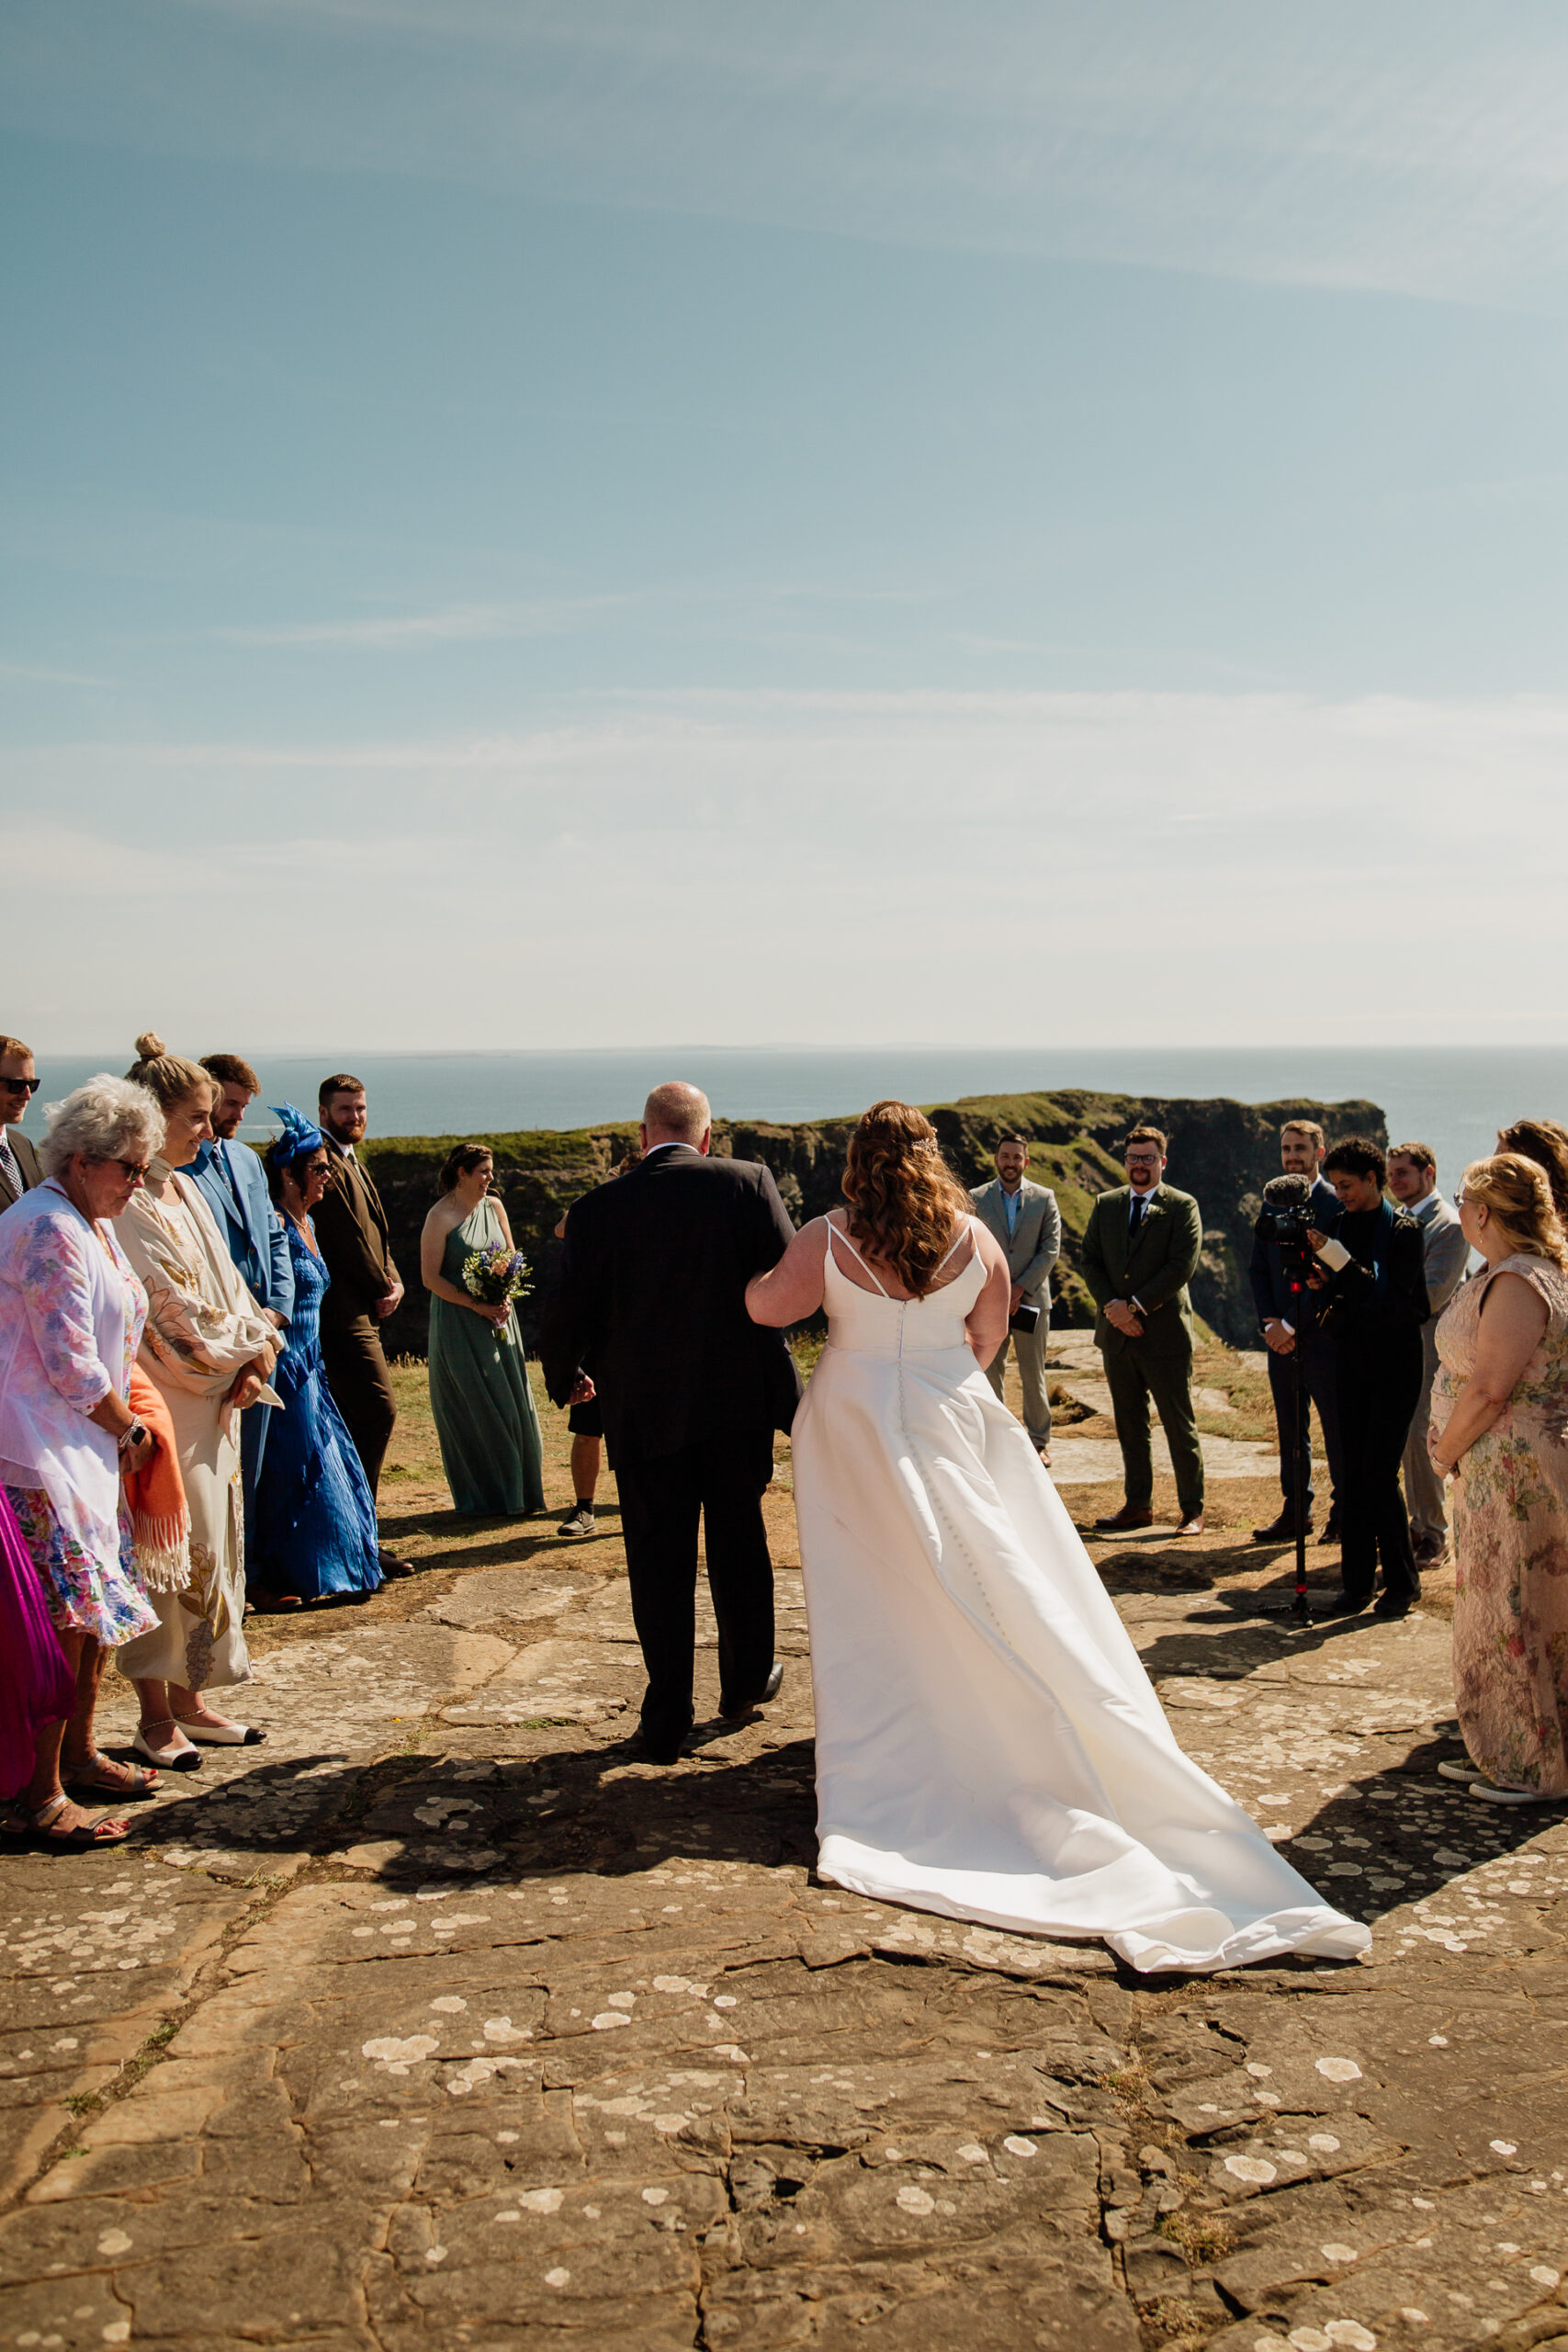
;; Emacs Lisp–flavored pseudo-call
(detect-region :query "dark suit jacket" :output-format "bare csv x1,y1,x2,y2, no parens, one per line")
313,1145,396,1331
539,1144,802,1462
1080,1182,1203,1360
1248,1174,1341,1336
0,1129,41,1215
1319,1202,1429,1359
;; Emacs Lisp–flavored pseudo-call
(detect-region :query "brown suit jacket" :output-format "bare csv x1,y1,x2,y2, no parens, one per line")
313,1145,396,1330
0,1129,42,1214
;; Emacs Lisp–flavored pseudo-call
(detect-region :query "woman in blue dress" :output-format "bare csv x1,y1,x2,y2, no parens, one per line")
249,1107,383,1610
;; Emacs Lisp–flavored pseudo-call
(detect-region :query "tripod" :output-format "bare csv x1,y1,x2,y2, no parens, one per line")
1285,1262,1313,1628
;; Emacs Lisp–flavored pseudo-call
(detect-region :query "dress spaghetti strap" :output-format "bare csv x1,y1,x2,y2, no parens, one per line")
825,1217,891,1298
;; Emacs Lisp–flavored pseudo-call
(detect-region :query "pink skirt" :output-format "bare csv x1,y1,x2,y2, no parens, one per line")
0,1485,75,1798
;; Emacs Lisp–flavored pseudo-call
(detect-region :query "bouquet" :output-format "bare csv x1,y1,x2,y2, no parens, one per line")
461,1243,530,1340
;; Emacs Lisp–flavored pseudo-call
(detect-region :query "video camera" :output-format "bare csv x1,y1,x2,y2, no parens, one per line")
1253,1173,1317,1262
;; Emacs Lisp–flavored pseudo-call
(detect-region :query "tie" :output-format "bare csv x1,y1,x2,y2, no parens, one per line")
1129,1194,1147,1238
0,1132,19,1199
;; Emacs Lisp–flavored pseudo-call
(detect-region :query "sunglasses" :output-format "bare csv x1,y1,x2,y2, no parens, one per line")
111,1159,152,1182
0,1075,39,1094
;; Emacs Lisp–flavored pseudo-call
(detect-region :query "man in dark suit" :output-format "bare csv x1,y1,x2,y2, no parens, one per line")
541,1080,801,1763
1081,1123,1206,1535
1248,1117,1345,1544
312,1073,403,1517
0,1036,43,1214
189,1052,296,1549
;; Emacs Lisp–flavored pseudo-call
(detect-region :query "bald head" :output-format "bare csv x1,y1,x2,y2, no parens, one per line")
641,1080,712,1153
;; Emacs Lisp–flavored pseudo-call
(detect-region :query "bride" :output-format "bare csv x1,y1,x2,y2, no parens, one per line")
745,1101,1370,1975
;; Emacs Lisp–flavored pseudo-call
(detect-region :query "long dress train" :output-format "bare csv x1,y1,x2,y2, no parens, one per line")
251,1222,383,1601
790,1218,1371,1975
428,1197,545,1516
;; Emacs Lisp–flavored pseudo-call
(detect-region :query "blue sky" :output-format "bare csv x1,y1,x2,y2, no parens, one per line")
4,1,1567,1051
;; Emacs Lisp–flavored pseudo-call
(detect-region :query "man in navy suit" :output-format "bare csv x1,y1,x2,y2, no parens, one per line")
190,1052,295,1544
1248,1117,1344,1544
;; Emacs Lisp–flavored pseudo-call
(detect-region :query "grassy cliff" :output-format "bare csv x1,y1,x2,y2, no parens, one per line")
362,1087,1384,1360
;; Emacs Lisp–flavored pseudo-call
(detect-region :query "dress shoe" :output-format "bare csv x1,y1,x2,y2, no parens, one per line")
1372,1592,1415,1621
1094,1505,1153,1532
1411,1534,1446,1569
1035,1444,1054,1468
1251,1512,1306,1543
1176,1513,1206,1537
1317,1589,1371,1618
1317,1510,1341,1547
719,1661,784,1719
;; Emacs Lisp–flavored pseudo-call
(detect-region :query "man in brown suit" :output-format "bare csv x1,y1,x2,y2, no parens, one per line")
0,1036,44,1213
313,1074,404,1527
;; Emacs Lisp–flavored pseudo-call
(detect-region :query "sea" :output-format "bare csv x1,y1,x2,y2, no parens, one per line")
22,1046,1568,1197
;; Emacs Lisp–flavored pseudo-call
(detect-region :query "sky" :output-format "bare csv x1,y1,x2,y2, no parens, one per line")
3,0,1567,1052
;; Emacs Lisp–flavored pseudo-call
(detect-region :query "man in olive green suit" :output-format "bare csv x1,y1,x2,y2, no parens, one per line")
1081,1124,1206,1535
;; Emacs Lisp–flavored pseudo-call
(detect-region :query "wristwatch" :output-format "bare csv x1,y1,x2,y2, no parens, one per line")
118,1420,148,1454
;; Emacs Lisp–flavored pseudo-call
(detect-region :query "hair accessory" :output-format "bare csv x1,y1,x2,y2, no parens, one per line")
268,1102,324,1160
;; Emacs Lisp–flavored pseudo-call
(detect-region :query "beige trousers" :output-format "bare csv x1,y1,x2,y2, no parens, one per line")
986,1314,1052,1446
1402,1319,1448,1547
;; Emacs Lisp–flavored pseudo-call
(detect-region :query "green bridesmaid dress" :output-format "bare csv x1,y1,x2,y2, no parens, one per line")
427,1196,547,1515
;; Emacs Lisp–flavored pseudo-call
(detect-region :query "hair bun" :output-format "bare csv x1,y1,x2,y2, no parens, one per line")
134,1030,167,1059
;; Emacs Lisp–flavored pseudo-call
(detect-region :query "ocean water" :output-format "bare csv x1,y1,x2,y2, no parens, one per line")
22,1045,1568,1199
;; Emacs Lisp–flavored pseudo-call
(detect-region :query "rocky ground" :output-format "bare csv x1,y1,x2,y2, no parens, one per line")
3,1352,1567,2352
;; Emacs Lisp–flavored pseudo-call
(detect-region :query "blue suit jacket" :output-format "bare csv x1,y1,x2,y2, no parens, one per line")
188,1137,295,1325
1247,1174,1340,1334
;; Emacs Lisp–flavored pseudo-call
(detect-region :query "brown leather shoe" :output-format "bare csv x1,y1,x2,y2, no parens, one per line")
1095,1504,1154,1531
1176,1513,1206,1536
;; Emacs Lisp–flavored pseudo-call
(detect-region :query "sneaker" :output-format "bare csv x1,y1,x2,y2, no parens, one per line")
558,1504,596,1539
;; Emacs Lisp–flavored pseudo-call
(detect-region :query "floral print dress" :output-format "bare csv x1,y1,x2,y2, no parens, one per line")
0,1182,157,1646
1433,1253,1568,1794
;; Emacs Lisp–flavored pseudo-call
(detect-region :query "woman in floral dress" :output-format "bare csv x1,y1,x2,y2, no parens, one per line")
1431,1152,1568,1804
0,1075,166,1845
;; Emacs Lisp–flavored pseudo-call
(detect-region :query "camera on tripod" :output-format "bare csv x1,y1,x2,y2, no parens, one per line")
1253,1174,1318,1272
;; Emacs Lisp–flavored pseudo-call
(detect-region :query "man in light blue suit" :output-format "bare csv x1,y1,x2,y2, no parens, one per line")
190,1052,295,1543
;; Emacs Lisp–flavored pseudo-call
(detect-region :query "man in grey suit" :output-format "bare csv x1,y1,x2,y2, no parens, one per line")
0,1035,43,1215
1081,1124,1206,1535
971,1135,1061,1460
1387,1141,1470,1568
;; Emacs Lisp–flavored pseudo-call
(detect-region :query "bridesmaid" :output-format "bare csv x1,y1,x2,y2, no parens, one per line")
249,1107,385,1609
421,1147,545,1517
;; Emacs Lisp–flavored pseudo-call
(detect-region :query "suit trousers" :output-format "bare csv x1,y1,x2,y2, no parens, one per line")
1401,1321,1448,1548
1335,1342,1423,1607
321,1314,398,1503
613,1427,777,1756
1266,1332,1346,1519
1101,1340,1205,1520
985,1316,1052,1444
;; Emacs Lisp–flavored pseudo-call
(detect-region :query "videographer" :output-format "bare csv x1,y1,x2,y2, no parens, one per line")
1248,1119,1345,1545
1306,1136,1428,1620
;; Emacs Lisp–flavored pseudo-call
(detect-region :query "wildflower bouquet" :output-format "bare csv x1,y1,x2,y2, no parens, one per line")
461,1243,530,1337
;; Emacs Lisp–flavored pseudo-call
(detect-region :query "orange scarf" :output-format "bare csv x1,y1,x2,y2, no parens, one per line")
123,1364,191,1593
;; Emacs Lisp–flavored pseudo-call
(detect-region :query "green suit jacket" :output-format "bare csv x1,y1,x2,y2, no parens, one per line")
1080,1182,1202,1360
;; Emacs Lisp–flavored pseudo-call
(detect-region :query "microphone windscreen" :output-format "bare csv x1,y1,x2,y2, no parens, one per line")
1262,1173,1313,1206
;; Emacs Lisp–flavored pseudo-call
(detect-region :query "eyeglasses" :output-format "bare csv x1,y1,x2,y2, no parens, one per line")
111,1159,152,1182
0,1075,39,1094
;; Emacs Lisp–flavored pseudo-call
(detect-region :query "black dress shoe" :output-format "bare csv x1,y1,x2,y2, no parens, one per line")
719,1661,784,1719
1373,1592,1415,1621
1251,1513,1305,1543
1317,1511,1341,1547
1318,1589,1371,1618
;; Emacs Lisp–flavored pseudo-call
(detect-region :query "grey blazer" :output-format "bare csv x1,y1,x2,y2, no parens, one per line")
1411,1189,1469,1322
970,1176,1061,1305
0,1128,42,1215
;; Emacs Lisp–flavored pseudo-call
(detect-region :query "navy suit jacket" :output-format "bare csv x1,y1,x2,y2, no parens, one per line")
188,1136,296,1325
1248,1173,1340,1335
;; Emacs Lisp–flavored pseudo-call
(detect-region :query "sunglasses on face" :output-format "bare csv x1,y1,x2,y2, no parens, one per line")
111,1159,152,1182
0,1076,39,1094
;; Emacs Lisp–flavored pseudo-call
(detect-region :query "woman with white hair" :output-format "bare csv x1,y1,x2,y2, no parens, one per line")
115,1035,280,1769
0,1072,165,1846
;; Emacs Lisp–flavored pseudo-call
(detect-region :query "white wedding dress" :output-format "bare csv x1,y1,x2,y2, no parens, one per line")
790,1218,1371,1973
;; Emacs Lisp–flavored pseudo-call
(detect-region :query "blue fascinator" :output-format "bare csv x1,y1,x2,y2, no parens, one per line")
268,1102,325,1162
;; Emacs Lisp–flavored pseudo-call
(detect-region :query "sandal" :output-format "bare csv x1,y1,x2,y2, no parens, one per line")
247,1589,302,1613
62,1755,161,1801
31,1792,131,1849
0,1801,30,1838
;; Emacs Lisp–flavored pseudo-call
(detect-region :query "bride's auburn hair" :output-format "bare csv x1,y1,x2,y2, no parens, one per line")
842,1101,973,1297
